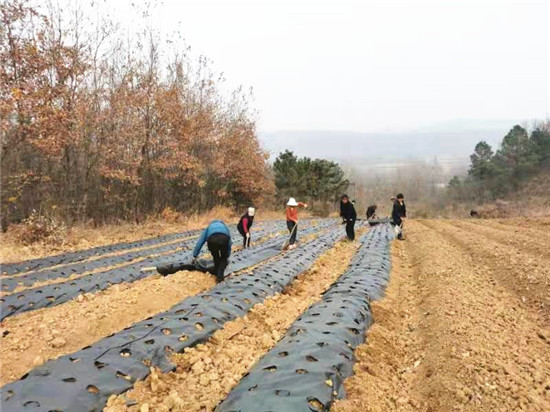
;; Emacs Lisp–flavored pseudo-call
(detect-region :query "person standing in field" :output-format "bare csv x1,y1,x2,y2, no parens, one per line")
193,220,232,282
392,193,407,240
285,198,308,250
237,207,255,248
340,194,357,241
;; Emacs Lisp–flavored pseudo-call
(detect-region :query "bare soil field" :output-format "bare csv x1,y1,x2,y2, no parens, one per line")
1,218,548,411
335,219,549,412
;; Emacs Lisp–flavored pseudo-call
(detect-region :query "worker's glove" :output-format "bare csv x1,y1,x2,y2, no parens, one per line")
246,233,250,238
192,257,198,266
304,203,308,208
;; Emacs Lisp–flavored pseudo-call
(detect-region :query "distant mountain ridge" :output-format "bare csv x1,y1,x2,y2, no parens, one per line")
259,121,518,173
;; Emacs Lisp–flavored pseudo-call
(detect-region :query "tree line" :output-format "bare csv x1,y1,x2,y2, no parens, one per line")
272,150,349,212
448,121,550,202
1,0,274,227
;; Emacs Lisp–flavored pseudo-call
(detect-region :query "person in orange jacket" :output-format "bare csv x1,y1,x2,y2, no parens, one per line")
285,197,308,250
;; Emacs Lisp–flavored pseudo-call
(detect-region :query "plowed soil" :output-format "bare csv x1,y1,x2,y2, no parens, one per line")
335,219,549,412
1,218,549,412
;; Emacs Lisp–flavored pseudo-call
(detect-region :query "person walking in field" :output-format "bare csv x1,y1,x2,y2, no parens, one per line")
392,193,407,240
237,207,255,248
193,220,232,282
285,198,308,250
340,194,357,241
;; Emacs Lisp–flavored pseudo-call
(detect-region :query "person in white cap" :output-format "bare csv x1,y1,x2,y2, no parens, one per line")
237,207,255,248
285,198,307,249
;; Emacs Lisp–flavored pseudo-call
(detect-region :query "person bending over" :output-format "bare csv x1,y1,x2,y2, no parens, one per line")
193,220,232,282
366,204,378,220
237,207,255,247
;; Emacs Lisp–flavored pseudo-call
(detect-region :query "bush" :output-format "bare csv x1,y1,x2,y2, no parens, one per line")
160,207,183,223
14,210,67,245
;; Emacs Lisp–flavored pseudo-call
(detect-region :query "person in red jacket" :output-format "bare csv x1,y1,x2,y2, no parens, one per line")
237,207,255,247
285,198,307,250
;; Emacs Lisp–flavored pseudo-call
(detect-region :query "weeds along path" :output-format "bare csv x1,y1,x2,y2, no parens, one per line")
0,224,344,411
423,219,550,324
104,232,365,411
0,223,332,384
336,220,549,412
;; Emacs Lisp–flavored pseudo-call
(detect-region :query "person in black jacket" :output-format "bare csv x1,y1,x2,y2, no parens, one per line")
366,204,377,219
392,193,407,240
237,207,255,247
340,194,357,241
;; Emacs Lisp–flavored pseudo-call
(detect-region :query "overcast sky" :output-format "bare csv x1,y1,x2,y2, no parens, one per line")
94,0,550,134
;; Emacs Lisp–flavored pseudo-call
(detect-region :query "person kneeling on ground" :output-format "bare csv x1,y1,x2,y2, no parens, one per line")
340,194,357,241
193,220,232,282
392,193,407,240
237,207,255,248
285,198,307,250
366,204,378,220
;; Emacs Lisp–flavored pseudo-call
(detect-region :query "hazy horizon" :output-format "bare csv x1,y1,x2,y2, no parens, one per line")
76,0,548,134
258,118,522,175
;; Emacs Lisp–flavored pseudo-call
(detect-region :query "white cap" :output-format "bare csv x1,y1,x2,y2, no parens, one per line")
248,207,255,216
287,198,298,207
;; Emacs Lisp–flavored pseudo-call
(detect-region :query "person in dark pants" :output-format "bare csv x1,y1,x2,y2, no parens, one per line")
392,193,407,240
193,220,232,282
237,207,255,247
340,194,357,241
285,198,307,250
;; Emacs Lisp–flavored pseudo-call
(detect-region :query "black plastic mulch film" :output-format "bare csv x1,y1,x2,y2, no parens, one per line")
0,221,310,321
156,219,335,276
0,219,310,276
1,235,199,293
0,231,196,276
0,224,345,412
0,220,283,291
216,224,394,412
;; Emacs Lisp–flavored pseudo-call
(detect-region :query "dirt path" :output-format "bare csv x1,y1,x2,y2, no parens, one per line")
104,236,364,411
335,220,549,412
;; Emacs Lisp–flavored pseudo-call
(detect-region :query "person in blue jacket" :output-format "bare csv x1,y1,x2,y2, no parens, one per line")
193,220,232,282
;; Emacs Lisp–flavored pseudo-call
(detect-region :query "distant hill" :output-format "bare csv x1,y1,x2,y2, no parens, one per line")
259,121,517,175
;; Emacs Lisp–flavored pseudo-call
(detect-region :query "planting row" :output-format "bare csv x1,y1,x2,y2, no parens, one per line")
1,219,289,277
0,226,345,411
1,230,197,276
217,224,394,411
0,221,326,320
